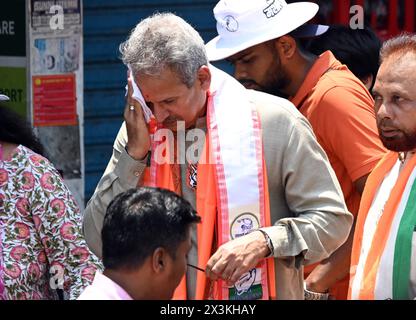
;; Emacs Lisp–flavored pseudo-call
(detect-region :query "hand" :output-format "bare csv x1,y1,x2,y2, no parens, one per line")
124,72,151,160
205,231,269,285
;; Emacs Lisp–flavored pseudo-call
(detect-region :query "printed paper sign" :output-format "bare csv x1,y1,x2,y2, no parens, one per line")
32,74,77,127
31,0,81,31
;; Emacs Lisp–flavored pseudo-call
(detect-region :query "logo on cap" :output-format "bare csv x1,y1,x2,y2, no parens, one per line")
224,15,239,32
263,0,283,19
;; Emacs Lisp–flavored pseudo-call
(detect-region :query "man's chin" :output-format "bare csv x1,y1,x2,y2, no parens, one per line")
380,137,416,152
243,84,262,91
263,87,289,99
162,122,192,132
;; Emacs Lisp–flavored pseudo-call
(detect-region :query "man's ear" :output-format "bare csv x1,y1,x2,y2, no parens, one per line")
274,35,297,61
197,65,211,91
361,74,374,91
152,247,167,274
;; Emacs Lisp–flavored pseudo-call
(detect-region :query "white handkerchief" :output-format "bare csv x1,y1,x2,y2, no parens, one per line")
126,66,154,124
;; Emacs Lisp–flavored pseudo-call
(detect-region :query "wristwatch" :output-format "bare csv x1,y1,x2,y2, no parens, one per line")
256,229,275,258
304,283,330,300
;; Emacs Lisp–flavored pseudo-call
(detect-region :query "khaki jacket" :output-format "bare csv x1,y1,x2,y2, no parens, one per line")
83,89,352,300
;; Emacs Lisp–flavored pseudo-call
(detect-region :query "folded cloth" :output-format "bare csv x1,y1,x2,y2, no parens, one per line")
126,66,154,124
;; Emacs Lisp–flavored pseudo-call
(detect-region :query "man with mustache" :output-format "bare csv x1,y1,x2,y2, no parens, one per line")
349,34,416,300
83,12,352,300
206,0,387,299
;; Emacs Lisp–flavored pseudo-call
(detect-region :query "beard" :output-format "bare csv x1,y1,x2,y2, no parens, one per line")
238,49,291,99
239,78,289,99
377,121,416,152
261,71,290,99
261,49,291,99
239,67,290,99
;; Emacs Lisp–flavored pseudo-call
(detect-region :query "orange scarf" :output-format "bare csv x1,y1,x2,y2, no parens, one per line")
140,92,276,300
349,151,416,299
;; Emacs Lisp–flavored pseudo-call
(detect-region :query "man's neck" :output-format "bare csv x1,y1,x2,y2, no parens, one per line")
0,141,18,160
186,105,208,131
286,53,317,98
103,268,147,300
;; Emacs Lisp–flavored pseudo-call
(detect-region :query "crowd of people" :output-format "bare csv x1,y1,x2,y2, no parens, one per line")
1,0,415,300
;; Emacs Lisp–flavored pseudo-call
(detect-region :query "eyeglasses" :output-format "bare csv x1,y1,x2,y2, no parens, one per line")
187,264,205,273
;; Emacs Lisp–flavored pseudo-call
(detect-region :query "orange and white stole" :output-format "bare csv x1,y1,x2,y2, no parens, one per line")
349,151,416,300
140,66,276,300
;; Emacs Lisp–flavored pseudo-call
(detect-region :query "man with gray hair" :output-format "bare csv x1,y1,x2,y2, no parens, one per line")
83,12,352,300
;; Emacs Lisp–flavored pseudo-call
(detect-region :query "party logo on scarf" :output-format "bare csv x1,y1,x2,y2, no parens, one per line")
229,268,263,300
230,213,260,239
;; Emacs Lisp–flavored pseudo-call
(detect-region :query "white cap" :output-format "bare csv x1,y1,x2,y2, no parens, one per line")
0,94,10,101
206,0,324,61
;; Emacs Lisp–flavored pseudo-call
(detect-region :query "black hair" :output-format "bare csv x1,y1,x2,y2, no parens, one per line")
102,187,201,270
307,25,381,89
0,103,45,156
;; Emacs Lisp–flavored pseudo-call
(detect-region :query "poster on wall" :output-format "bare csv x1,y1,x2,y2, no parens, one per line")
32,73,77,127
30,0,81,34
28,0,84,207
32,36,80,74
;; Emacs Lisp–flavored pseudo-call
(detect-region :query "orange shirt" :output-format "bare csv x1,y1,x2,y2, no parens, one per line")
292,51,386,217
291,51,387,299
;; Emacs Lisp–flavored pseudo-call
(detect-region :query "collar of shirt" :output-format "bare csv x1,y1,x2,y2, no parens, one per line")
291,50,344,108
87,272,133,300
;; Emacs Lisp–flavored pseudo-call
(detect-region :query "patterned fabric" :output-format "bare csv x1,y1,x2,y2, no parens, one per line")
0,144,4,300
0,145,101,300
0,213,4,300
187,163,198,190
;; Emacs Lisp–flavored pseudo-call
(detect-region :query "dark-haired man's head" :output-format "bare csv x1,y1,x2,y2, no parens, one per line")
102,187,201,299
373,34,416,152
308,25,381,91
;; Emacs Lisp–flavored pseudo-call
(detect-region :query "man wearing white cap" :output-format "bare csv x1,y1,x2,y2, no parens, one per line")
206,0,387,300
84,12,353,300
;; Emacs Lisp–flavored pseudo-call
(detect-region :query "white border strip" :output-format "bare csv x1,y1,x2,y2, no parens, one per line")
0,56,27,67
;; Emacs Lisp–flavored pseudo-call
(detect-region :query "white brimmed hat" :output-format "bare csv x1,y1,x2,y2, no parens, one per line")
206,0,326,61
0,94,10,101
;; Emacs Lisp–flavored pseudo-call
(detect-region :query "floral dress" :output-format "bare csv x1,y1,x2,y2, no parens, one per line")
0,145,102,300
